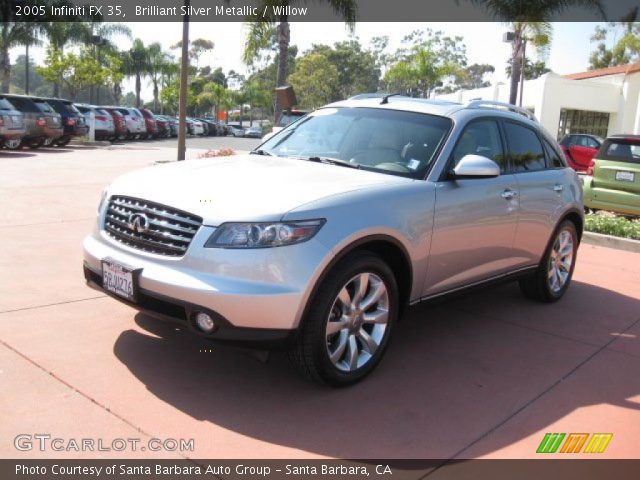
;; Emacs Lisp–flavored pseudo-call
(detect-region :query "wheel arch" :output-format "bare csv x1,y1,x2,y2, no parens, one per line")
560,208,584,243
298,234,414,330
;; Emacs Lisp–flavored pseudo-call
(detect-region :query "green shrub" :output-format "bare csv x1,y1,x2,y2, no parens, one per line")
584,214,640,240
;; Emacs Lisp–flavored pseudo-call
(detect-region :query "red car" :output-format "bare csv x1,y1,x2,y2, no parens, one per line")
102,108,128,140
559,134,603,172
139,108,157,139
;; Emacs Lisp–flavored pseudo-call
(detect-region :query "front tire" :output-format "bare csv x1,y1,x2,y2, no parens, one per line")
519,220,578,303
288,252,398,386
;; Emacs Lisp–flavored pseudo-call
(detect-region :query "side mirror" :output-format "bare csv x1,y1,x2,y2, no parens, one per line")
451,154,500,179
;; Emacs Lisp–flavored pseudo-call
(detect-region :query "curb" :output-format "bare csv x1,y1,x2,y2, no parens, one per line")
582,231,640,254
69,140,112,147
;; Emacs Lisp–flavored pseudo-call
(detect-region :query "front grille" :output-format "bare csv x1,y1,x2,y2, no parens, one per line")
104,196,202,257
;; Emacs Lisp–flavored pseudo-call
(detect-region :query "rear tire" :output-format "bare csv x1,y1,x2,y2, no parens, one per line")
4,139,22,150
27,138,45,149
519,220,578,303
288,252,398,386
55,137,71,147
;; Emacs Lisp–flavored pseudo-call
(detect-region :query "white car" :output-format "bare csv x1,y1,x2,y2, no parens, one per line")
108,107,146,139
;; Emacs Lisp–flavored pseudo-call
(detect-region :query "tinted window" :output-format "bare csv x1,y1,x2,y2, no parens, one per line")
504,122,546,172
260,107,452,178
581,136,599,149
597,139,640,163
543,140,565,168
33,101,55,113
5,97,39,112
452,120,505,172
0,98,15,110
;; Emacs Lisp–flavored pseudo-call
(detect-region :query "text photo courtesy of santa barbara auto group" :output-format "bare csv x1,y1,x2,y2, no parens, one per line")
1,0,640,478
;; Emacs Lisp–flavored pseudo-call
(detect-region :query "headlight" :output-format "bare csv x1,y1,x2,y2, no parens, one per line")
205,220,325,249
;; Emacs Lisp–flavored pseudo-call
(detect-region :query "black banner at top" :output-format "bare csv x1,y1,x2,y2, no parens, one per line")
2,0,639,22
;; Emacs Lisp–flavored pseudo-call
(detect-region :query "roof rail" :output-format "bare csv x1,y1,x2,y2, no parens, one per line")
465,99,537,122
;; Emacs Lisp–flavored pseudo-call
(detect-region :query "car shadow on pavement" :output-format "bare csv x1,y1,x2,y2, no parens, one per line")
0,151,37,158
113,280,640,459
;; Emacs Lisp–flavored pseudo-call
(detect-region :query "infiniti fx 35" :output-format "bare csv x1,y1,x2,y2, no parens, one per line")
83,97,584,386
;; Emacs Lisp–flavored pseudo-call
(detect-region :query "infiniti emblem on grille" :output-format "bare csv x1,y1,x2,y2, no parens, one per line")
128,213,149,233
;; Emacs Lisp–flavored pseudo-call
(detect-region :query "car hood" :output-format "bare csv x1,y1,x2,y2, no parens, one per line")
107,154,411,225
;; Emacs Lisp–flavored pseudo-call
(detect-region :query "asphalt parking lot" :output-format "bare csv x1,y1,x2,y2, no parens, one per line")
1,142,639,459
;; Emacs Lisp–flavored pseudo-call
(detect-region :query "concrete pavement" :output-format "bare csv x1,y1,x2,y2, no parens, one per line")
1,144,639,459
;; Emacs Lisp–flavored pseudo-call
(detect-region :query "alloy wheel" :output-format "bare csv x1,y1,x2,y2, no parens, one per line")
325,272,389,372
548,228,574,293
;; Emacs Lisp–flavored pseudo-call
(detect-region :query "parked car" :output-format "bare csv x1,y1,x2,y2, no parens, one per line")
200,118,219,136
3,94,63,149
102,107,128,140
158,115,179,137
215,121,229,136
37,97,88,147
559,134,603,172
0,96,26,149
139,108,157,139
106,107,146,140
185,117,205,136
244,125,262,138
83,97,583,386
75,104,115,141
227,124,245,137
583,135,640,216
153,115,170,138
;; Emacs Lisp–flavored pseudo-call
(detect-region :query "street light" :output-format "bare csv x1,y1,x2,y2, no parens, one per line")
503,31,527,107
90,35,108,104
177,0,190,161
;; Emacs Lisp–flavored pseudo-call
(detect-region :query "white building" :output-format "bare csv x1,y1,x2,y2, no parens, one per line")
435,61,640,140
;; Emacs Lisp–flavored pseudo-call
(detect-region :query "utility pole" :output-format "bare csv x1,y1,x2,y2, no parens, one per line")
177,0,190,161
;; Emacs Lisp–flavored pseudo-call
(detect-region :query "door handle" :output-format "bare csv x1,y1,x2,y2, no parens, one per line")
553,184,564,193
501,189,518,200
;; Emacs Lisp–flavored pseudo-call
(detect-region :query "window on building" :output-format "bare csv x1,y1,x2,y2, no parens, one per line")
557,109,610,139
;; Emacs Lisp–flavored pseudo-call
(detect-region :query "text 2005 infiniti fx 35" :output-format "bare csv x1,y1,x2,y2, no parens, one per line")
83,97,584,386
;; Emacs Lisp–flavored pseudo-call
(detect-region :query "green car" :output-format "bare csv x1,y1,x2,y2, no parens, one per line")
583,135,640,216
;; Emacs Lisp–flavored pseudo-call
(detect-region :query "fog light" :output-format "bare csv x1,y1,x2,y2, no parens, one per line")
195,312,216,333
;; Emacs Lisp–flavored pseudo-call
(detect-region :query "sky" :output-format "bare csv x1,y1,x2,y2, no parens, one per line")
12,22,606,102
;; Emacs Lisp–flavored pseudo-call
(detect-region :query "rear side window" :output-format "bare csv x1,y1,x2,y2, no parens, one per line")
543,140,565,168
597,139,640,163
0,98,15,110
6,97,39,112
34,101,55,113
504,122,546,172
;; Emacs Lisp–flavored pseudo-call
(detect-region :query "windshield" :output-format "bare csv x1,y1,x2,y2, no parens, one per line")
259,107,452,178
0,98,15,111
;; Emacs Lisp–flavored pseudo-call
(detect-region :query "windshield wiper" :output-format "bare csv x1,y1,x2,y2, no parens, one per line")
307,156,360,169
250,149,273,156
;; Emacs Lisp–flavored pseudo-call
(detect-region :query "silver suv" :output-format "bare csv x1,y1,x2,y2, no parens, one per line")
83,97,583,386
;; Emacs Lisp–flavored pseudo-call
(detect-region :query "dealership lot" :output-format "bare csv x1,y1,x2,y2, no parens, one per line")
1,144,639,459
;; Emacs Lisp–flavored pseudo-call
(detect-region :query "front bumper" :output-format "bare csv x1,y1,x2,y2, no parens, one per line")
83,226,332,345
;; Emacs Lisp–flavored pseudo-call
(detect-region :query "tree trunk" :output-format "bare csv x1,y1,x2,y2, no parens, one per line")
275,18,290,122
509,33,524,106
113,83,122,105
135,74,141,107
153,80,159,111
0,45,10,94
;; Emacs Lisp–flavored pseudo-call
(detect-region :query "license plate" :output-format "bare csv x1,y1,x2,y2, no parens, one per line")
102,259,139,302
615,171,635,182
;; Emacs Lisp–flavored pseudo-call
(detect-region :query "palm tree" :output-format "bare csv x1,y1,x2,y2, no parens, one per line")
148,42,172,111
90,22,131,103
241,0,357,118
465,0,604,104
0,22,40,93
123,39,150,108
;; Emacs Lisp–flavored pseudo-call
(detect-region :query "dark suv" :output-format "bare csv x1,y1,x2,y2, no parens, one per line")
3,95,63,149
0,96,26,149
37,97,88,147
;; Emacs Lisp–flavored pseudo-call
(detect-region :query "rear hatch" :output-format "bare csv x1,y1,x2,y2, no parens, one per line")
0,98,24,130
592,137,640,204
32,99,62,128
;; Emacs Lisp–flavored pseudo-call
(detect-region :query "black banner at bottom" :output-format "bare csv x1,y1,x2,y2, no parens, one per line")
3,459,640,480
